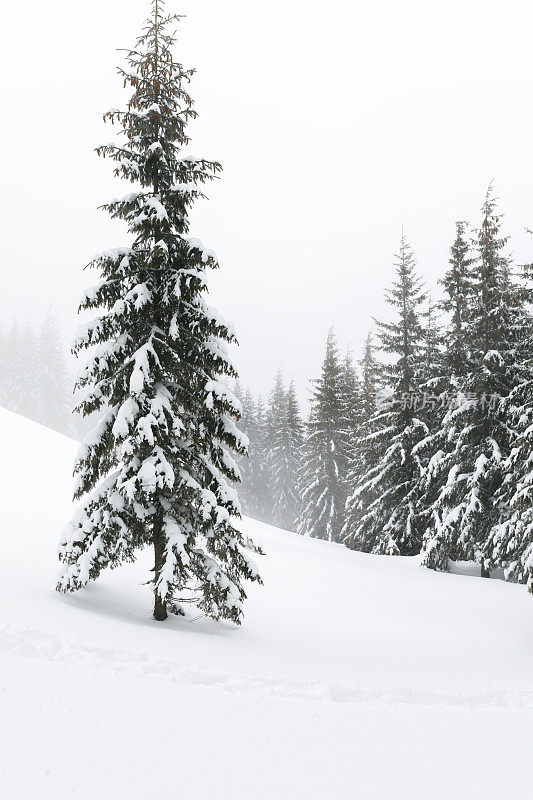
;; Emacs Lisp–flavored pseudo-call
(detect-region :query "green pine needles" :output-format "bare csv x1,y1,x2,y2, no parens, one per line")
57,1,262,623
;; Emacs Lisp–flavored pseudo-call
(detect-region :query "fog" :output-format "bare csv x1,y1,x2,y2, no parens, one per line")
2,0,532,399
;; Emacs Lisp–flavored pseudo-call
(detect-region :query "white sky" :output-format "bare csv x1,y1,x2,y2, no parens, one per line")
1,0,532,402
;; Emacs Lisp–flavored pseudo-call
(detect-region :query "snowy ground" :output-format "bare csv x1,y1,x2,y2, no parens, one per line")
1,407,533,799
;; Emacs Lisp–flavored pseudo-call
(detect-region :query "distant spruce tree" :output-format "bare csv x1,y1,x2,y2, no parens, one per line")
265,370,285,520
420,297,443,391
297,328,350,541
440,221,475,382
343,234,428,555
342,331,384,550
251,394,272,522
339,349,361,465
418,222,476,570
419,187,522,575
270,377,304,530
285,378,304,462
57,1,261,622
266,370,286,467
359,331,381,421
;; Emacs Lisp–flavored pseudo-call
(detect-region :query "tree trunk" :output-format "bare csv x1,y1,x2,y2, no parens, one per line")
480,563,490,579
153,519,167,621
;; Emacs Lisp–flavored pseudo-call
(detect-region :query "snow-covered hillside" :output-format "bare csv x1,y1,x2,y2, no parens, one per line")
1,407,533,799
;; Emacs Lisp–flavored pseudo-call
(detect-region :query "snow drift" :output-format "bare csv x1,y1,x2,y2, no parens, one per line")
1,408,533,799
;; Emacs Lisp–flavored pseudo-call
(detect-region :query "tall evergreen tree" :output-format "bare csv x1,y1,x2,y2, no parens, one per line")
270,377,303,530
359,331,381,422
342,331,383,550
297,328,349,541
57,2,261,622
420,296,443,390
420,187,521,574
410,296,444,483
339,349,360,464
415,225,475,568
251,394,272,522
440,221,475,382
343,234,428,555
266,370,286,463
265,370,285,522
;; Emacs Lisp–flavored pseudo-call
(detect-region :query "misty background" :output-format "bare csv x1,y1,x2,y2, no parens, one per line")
1,0,532,402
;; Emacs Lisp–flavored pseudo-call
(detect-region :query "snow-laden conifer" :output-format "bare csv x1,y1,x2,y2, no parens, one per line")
415,221,474,570
269,377,303,530
251,395,273,522
359,331,381,422
420,297,443,391
416,222,475,569
343,234,428,555
342,331,384,551
297,329,349,541
57,1,261,622
339,349,361,465
420,188,522,574
440,221,475,380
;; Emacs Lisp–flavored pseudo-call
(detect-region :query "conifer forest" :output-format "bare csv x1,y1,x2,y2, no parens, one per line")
1,1,533,798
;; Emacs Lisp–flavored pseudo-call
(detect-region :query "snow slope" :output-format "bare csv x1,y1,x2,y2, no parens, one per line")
1,406,533,799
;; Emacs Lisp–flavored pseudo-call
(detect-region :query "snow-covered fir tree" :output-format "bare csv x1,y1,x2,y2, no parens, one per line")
358,331,381,422
440,221,475,381
269,377,303,530
415,297,444,435
420,187,523,574
416,222,476,569
342,331,384,550
339,349,361,464
420,297,443,390
343,234,428,555
57,1,262,622
297,329,350,541
266,370,286,475
417,221,474,442
266,372,295,529
251,394,273,522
